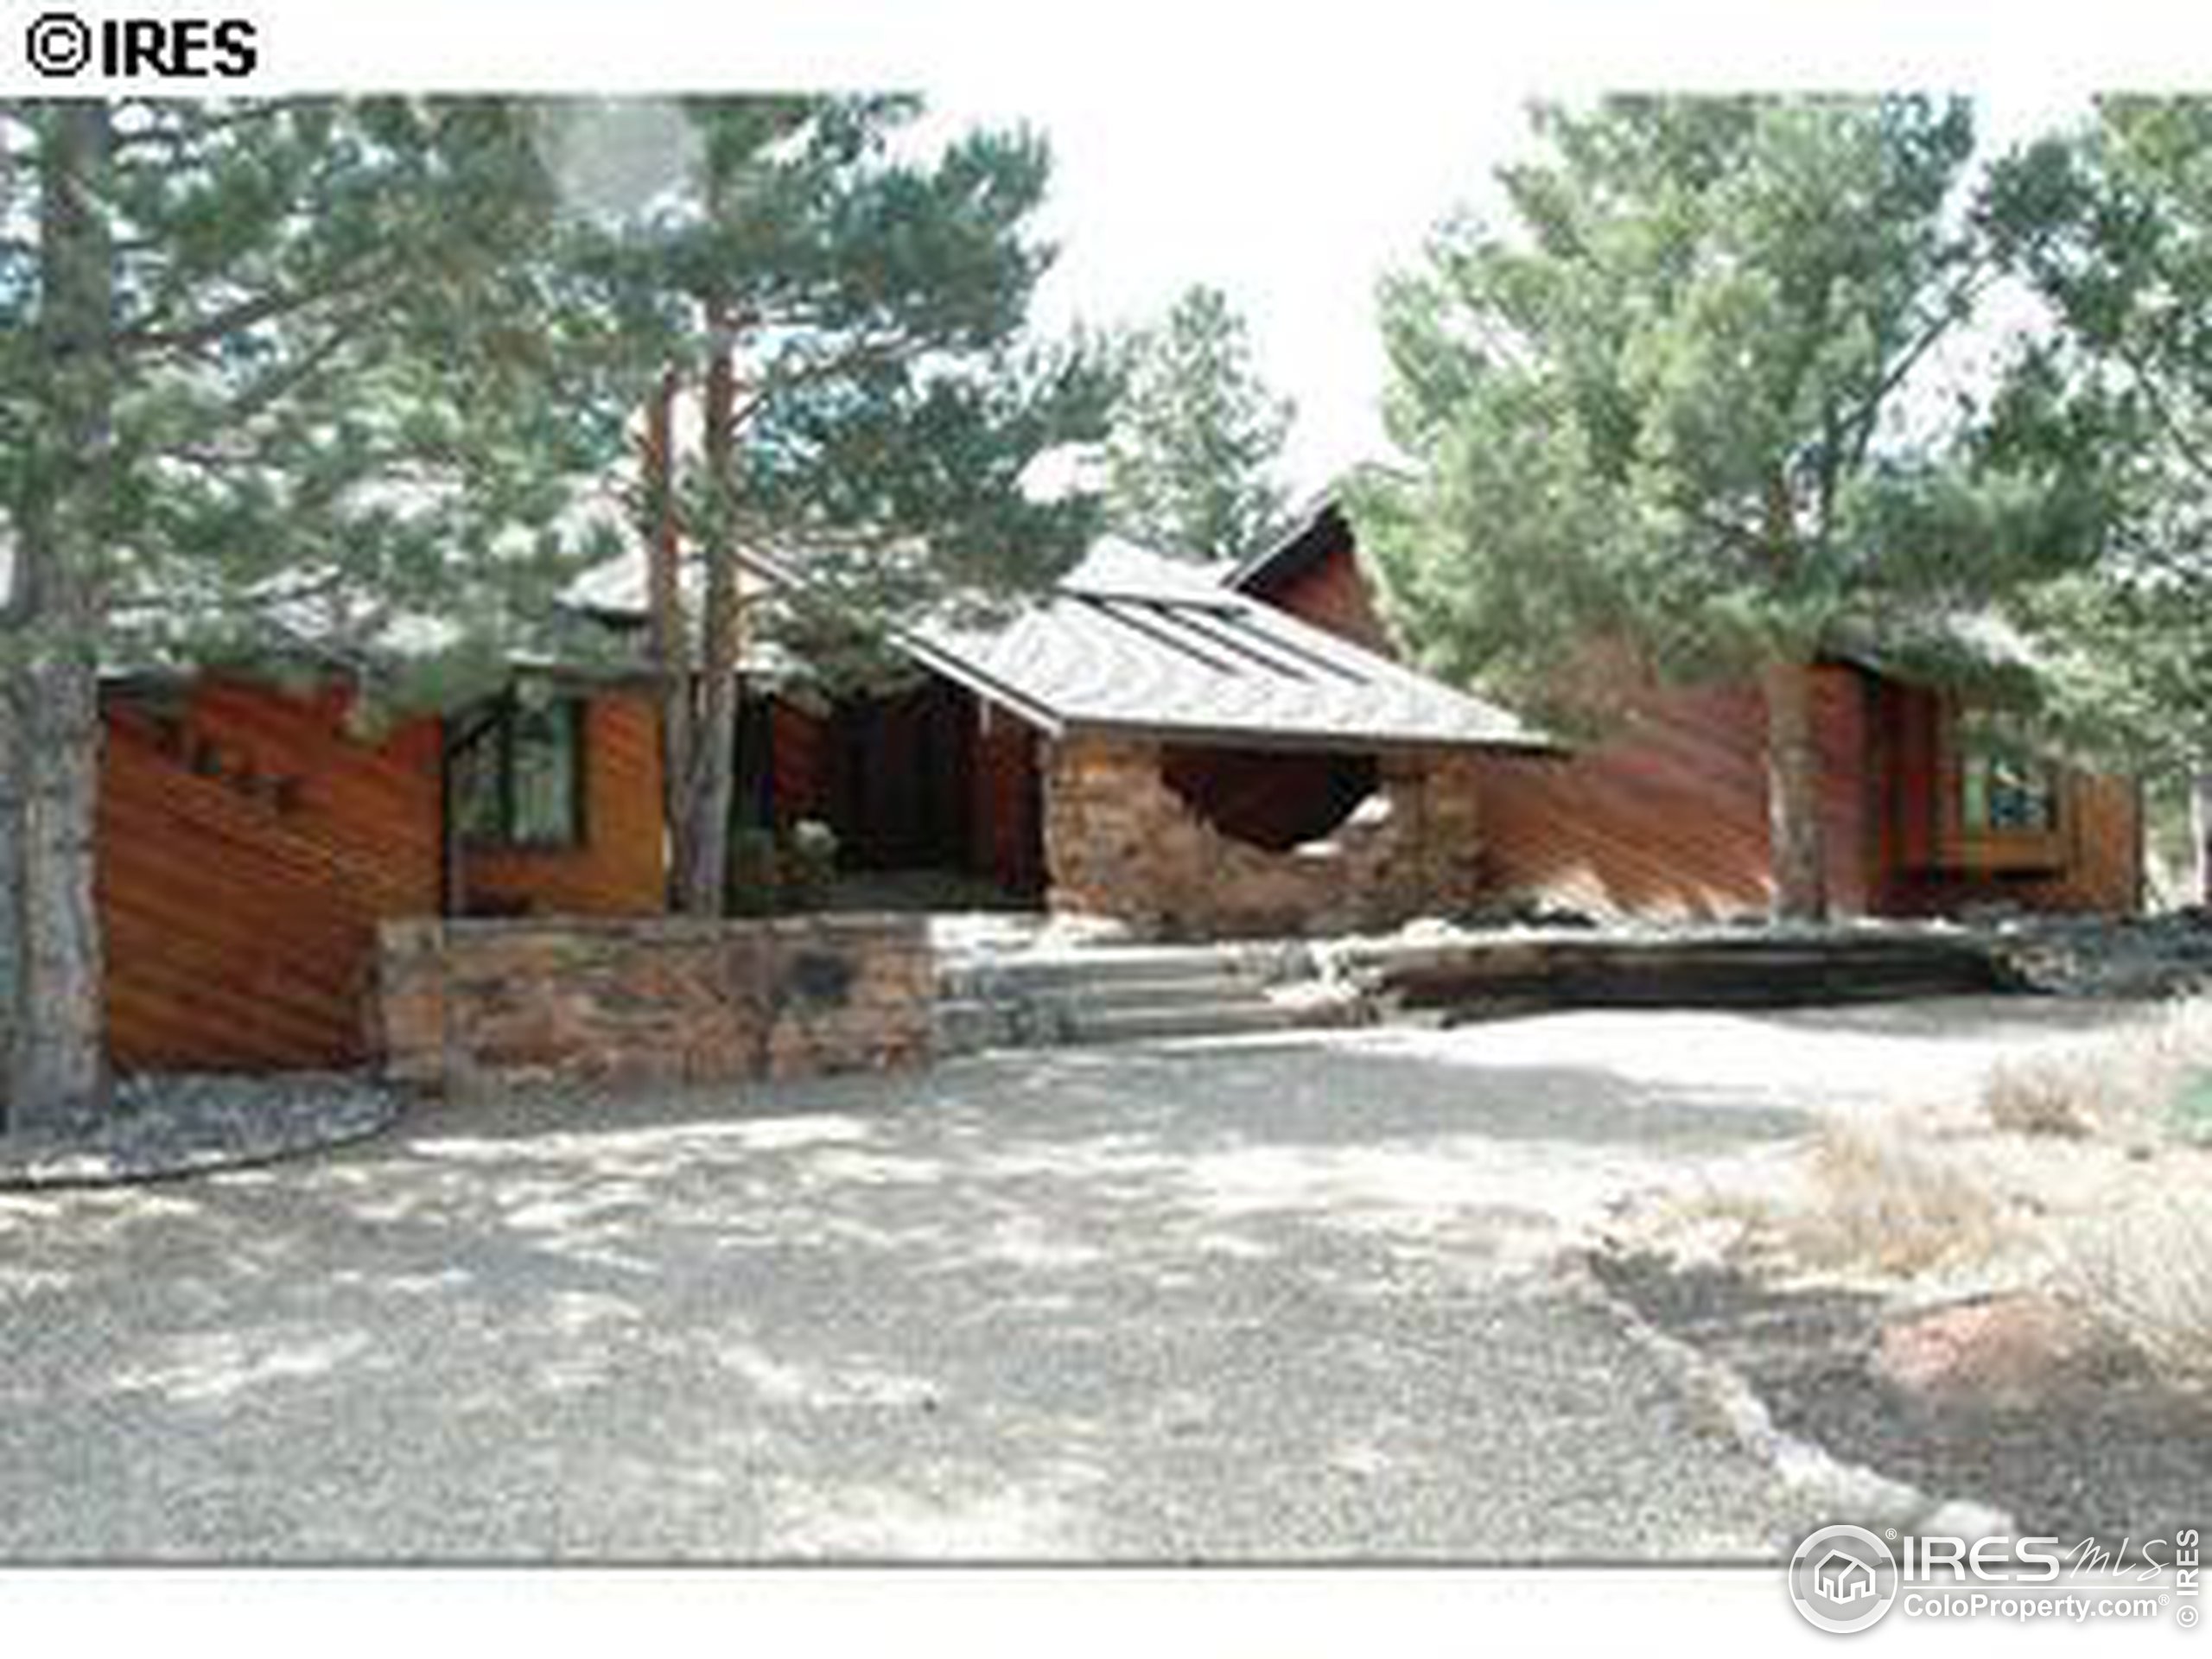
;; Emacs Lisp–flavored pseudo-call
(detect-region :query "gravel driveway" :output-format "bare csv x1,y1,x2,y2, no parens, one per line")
0,998,2139,1561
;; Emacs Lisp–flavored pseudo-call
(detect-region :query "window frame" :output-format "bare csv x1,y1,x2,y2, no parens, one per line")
1941,704,2067,870
450,688,590,854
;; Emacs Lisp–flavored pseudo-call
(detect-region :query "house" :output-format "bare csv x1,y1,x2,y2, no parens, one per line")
98,665,665,1073
97,491,2138,1079
1232,500,2145,920
572,537,1555,938
95,536,1555,1074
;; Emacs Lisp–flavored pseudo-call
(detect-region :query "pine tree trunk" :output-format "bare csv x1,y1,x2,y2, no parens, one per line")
642,368,697,910
677,313,741,918
2190,761,2212,912
1760,655,1829,924
658,299,748,921
0,712,27,1130
0,663,106,1135
2,104,112,1135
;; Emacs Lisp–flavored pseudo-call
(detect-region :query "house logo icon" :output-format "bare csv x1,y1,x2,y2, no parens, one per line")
1789,1523,1900,1633
1816,1549,1878,1604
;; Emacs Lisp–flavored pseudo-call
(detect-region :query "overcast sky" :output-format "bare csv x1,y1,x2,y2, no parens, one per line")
930,79,2089,494
10,1,2204,505
874,0,2212,493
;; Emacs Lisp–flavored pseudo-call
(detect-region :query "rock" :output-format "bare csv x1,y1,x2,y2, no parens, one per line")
1876,1293,2120,1412
1,1071,398,1189
375,914,935,1093
1980,912,2212,1000
1040,736,1485,938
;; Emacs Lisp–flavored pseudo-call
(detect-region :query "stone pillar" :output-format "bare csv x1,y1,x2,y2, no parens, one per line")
1042,735,1181,935
1042,736,1488,938
1418,751,1486,912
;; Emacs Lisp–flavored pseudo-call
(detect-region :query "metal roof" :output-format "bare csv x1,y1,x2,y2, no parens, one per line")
906,539,1554,754
567,535,1554,753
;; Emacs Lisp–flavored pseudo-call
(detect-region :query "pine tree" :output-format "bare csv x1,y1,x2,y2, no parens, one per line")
1984,99,2212,903
552,97,1113,916
1357,97,2105,919
0,99,626,1134
1104,283,1293,563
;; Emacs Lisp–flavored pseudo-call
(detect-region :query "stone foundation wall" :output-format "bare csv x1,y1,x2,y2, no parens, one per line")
374,913,932,1093
1043,737,1485,938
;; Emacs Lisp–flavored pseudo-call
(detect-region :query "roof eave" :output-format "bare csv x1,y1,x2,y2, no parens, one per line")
1056,716,1564,758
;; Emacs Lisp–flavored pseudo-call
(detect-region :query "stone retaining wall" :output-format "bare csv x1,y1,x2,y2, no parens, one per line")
1043,736,1485,938
374,913,933,1093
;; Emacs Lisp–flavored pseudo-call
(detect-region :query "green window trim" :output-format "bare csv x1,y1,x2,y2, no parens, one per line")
451,691,588,852
1955,711,2060,838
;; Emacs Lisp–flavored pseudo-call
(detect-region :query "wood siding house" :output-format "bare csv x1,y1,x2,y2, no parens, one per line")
96,494,2139,1079
96,534,1557,1073
99,670,665,1073
576,538,1558,940
1231,501,2143,921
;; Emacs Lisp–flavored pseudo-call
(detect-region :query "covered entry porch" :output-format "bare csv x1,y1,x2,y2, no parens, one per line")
781,541,1555,939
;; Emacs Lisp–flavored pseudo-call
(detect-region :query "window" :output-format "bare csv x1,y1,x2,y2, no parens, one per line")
452,690,588,850
1956,712,2059,836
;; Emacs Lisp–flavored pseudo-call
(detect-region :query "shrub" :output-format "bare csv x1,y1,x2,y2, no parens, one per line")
726,826,782,917
1785,1123,2007,1277
2170,1069,2212,1147
1986,1056,2103,1139
1982,999,2212,1146
2056,1187,2212,1396
781,818,839,912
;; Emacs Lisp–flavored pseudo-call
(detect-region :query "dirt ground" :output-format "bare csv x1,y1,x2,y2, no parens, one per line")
0,995,2189,1560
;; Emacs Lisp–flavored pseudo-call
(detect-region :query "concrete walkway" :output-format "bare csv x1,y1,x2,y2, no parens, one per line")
0,998,2142,1560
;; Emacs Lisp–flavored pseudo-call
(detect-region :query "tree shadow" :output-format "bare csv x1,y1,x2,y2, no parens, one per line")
0,1022,1847,1560
16,999,2125,1561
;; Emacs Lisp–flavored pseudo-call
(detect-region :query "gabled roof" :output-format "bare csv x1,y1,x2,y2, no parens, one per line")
905,539,1553,754
1225,493,1356,595
569,535,1554,754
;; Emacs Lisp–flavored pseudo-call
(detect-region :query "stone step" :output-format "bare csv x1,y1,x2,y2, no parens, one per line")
1063,998,1345,1045
932,999,1011,1057
1049,972,1268,1010
939,944,1289,996
1370,933,2012,1014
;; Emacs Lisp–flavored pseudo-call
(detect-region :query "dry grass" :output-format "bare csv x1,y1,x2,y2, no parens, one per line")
1983,998,2212,1145
1985,1058,2107,1139
2054,1187,2212,1396
1972,999,2212,1392
1630,1001,2212,1396
1779,1123,2008,1278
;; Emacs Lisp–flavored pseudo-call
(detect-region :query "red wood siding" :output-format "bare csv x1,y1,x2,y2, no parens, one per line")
1249,533,2140,918
1244,547,1392,652
768,699,829,828
972,709,1043,894
1873,680,2141,915
1816,665,1879,916
100,677,444,1072
817,678,976,871
1471,668,1876,919
460,690,666,918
